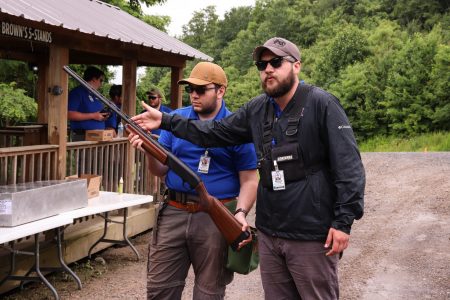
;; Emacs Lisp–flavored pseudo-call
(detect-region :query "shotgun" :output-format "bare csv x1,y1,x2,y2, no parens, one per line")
63,66,249,251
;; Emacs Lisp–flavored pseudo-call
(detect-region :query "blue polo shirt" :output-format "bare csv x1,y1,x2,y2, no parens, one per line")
68,85,105,130
105,103,121,131
158,101,257,199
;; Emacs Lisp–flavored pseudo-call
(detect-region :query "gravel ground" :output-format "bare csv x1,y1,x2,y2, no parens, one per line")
3,152,450,300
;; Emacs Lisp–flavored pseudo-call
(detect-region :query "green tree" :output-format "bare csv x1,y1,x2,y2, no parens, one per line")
328,20,407,139
426,43,450,131
225,66,261,112
99,0,170,31
311,23,370,88
330,62,386,140
381,0,449,32
182,6,219,56
0,60,36,97
0,83,37,126
383,26,446,135
209,6,253,62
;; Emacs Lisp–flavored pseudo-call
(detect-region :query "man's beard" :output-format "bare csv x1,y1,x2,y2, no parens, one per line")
262,69,296,98
193,100,217,116
149,101,159,109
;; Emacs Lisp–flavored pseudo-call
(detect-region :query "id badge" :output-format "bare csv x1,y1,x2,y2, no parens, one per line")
198,150,211,174
271,170,286,191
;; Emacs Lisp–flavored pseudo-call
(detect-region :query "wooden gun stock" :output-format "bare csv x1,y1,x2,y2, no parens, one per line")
62,65,249,251
195,183,250,250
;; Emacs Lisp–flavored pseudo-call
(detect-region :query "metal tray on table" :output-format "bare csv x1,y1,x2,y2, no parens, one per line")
0,179,88,227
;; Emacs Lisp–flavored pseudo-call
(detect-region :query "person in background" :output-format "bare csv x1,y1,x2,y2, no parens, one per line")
144,88,172,136
68,66,108,141
131,37,366,300
129,62,258,300
105,84,122,133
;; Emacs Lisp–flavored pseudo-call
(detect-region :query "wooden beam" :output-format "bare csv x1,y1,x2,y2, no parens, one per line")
122,58,137,193
47,45,68,179
0,48,40,63
170,66,184,109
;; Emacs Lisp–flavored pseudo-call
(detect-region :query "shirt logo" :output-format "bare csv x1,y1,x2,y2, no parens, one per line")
277,155,293,162
338,125,352,129
88,95,94,102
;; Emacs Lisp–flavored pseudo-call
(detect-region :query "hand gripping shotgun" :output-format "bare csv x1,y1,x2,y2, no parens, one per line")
63,66,249,251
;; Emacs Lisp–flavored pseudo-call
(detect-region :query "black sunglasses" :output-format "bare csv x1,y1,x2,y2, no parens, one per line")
148,95,158,100
255,56,295,71
184,85,216,95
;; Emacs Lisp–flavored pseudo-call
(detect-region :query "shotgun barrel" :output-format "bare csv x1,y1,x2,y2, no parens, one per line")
63,66,249,250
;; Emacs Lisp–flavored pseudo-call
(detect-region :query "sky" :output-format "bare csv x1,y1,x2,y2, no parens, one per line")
112,0,256,83
144,0,256,36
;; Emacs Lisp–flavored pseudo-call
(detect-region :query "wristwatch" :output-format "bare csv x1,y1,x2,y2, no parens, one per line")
234,208,248,217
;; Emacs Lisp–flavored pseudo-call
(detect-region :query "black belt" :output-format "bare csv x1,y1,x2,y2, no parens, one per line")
168,190,235,204
71,129,85,135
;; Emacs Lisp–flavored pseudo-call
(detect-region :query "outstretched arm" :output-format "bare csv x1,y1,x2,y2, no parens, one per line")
131,101,163,132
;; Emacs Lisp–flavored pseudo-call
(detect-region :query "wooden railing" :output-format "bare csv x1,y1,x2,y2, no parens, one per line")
66,138,159,195
0,125,48,147
66,139,127,192
0,144,59,185
0,139,160,196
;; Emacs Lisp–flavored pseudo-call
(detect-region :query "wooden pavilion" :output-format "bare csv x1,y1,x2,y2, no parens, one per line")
0,0,211,190
0,0,211,295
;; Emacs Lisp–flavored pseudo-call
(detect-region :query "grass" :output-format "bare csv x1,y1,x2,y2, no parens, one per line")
359,131,450,152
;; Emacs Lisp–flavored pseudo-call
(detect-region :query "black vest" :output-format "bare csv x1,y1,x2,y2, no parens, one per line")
258,84,323,189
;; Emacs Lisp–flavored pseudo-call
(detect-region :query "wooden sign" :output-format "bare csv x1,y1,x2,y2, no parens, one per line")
1,21,52,43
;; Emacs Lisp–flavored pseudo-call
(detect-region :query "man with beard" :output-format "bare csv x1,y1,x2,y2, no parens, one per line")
130,37,365,299
130,62,258,299
144,88,172,136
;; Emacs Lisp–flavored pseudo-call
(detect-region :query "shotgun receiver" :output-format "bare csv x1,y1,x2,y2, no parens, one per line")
63,66,249,251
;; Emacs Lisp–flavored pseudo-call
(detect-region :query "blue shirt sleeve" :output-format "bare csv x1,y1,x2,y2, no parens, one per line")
68,88,81,111
231,143,258,171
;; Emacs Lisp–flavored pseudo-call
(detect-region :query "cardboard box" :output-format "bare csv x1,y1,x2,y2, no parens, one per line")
66,174,102,199
85,129,115,141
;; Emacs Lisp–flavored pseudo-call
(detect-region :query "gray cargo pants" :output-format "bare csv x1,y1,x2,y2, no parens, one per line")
147,205,233,300
259,231,339,300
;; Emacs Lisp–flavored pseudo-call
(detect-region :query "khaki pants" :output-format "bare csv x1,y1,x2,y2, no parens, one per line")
259,231,339,300
147,205,233,300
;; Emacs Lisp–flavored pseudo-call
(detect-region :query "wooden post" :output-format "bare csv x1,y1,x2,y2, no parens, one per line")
37,59,49,124
122,58,137,193
170,66,184,109
47,45,69,179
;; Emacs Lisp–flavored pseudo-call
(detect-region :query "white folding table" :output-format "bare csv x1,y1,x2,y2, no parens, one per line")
60,191,153,260
0,214,81,300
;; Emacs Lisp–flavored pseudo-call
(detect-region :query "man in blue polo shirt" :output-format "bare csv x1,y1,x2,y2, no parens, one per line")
129,62,258,300
68,66,110,141
105,84,122,133
143,87,172,136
